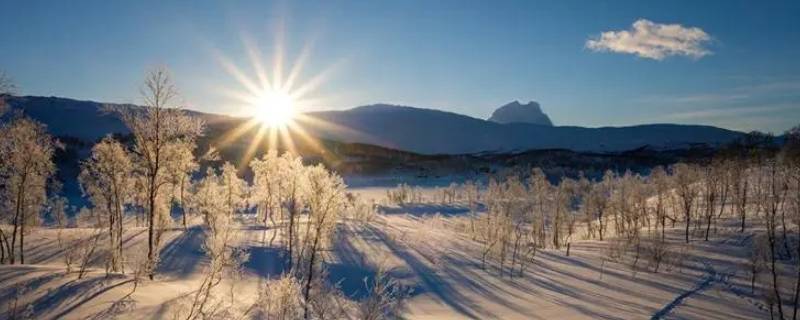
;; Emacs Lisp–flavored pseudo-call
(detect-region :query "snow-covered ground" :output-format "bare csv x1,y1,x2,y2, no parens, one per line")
0,186,779,319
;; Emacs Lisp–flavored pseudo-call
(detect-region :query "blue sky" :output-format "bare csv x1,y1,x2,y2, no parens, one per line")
1,0,798,133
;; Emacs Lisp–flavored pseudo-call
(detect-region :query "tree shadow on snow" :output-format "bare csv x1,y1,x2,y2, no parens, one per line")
157,225,207,278
378,203,473,217
244,246,288,278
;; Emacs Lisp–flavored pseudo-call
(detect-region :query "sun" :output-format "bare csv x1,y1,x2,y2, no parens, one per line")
212,31,351,167
253,89,296,127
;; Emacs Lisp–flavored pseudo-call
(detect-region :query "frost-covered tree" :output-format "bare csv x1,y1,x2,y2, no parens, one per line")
650,166,670,241
358,262,411,320
529,168,550,246
163,140,199,229
671,163,700,243
297,165,347,319
277,152,307,270
192,168,220,220
756,157,789,319
730,156,751,232
183,167,249,320
477,173,537,277
585,171,613,241
49,196,74,272
219,162,247,216
254,274,303,319
119,67,203,279
781,125,800,319
0,115,58,264
699,164,720,241
463,180,480,236
79,137,133,273
250,150,282,231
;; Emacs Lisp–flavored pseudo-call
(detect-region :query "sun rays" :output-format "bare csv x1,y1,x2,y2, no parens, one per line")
210,31,348,169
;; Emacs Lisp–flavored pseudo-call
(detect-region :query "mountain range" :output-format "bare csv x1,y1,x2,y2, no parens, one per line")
302,104,742,154
3,95,744,155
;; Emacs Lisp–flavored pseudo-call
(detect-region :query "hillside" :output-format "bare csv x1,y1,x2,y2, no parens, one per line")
304,104,743,154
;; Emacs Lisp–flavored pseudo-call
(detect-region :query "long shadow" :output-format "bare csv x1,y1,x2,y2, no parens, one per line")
20,274,127,320
526,254,664,317
49,278,134,319
0,270,63,304
366,224,488,319
379,204,471,217
326,224,411,300
244,246,287,278
157,225,206,278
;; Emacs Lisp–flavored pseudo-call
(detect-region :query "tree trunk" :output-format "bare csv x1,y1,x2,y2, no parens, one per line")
109,202,117,272
181,178,187,230
287,199,295,271
147,177,157,280
11,183,24,264
0,228,6,264
685,213,690,243
770,235,785,319
303,235,321,320
598,212,604,241
19,207,25,265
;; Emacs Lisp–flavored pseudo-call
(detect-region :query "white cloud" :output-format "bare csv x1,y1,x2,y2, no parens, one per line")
586,19,712,60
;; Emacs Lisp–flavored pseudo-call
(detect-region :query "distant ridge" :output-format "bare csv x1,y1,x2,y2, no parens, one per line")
3,96,745,155
304,104,744,154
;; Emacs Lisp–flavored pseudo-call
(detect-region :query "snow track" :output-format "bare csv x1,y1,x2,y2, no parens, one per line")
651,232,764,319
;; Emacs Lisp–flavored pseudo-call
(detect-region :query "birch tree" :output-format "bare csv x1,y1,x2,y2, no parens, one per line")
298,165,347,319
164,140,199,229
671,163,699,243
0,115,58,264
219,162,247,217
120,67,204,279
250,150,282,232
757,158,789,319
278,152,306,270
79,136,133,273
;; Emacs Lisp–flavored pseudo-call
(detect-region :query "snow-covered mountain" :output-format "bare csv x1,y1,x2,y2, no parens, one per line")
302,103,743,154
3,96,744,155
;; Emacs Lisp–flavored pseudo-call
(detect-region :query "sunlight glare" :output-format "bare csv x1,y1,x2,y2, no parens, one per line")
254,89,295,127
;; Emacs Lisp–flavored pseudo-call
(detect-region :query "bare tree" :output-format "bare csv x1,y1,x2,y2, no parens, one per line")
650,166,670,241
700,164,720,241
254,274,303,319
671,163,700,243
358,261,411,320
757,157,789,319
730,156,751,232
781,125,800,320
119,67,203,279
